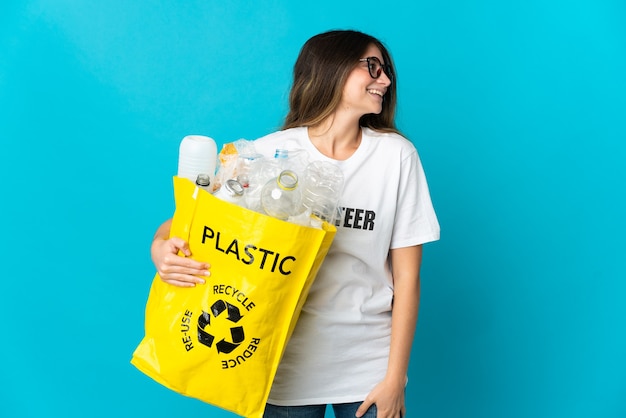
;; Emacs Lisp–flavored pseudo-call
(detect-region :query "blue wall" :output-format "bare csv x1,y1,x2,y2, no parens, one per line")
1,1,624,417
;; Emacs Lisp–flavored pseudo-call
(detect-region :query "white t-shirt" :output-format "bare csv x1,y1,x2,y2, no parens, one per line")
253,127,440,405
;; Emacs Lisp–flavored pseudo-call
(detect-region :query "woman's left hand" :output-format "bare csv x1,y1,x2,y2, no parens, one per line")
356,377,405,418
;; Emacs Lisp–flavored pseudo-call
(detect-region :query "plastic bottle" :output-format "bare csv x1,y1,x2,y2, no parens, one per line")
213,179,246,207
261,170,303,220
235,153,264,189
238,154,267,213
265,148,309,179
301,161,344,225
244,150,291,213
195,173,212,193
178,135,218,184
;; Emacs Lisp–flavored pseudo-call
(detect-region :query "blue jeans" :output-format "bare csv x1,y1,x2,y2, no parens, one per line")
263,402,377,418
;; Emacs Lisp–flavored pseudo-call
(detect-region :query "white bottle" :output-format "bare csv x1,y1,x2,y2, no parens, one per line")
178,135,218,185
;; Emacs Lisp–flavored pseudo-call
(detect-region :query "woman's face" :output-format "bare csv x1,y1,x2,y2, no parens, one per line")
339,44,392,119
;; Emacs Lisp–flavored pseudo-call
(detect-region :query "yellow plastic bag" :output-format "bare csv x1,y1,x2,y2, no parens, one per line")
131,176,336,418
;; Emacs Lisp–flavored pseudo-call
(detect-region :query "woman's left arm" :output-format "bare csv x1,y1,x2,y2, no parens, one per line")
357,245,422,418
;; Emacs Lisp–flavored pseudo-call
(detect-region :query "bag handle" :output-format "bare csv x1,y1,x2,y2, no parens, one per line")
171,176,203,244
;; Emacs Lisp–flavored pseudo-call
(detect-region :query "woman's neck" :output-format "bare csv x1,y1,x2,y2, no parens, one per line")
307,115,362,160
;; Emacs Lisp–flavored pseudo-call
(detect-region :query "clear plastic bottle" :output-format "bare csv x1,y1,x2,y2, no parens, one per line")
235,153,263,189
213,179,246,207
267,148,309,178
301,161,344,224
261,170,303,220
195,173,212,193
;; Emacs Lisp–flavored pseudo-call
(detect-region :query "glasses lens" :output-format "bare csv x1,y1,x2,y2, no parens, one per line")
361,57,392,80
368,57,382,78
383,64,393,80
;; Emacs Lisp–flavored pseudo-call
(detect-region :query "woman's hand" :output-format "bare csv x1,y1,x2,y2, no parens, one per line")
356,377,405,418
151,236,210,287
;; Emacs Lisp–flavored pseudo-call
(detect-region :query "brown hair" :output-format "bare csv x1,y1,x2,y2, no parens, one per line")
283,30,398,133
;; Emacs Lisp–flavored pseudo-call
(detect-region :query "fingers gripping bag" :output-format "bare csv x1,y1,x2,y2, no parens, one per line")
131,176,336,418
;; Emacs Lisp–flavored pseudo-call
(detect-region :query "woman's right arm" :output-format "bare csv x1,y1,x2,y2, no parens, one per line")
151,218,210,287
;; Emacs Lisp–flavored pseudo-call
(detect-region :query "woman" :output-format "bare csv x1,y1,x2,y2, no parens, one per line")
151,30,440,418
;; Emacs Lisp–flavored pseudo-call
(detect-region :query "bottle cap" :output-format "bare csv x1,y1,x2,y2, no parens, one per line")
274,149,289,159
224,179,244,197
196,173,211,187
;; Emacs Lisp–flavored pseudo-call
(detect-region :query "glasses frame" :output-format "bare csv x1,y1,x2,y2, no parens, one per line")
358,56,393,81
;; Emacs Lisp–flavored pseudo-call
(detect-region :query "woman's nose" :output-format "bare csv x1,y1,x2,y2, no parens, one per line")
378,71,392,87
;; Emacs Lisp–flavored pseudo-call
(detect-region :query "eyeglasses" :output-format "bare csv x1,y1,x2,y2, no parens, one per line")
358,56,393,81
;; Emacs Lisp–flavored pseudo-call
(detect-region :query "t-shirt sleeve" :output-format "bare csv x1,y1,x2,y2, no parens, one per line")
390,146,440,249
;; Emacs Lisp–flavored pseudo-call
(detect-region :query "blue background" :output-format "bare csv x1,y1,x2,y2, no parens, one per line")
1,1,625,417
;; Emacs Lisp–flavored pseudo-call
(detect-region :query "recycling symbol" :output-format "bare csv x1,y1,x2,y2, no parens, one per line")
197,299,245,354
